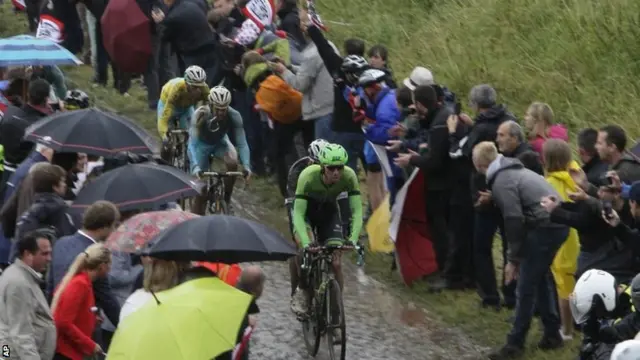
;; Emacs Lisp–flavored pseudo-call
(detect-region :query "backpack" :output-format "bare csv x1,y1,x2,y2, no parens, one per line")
255,74,302,124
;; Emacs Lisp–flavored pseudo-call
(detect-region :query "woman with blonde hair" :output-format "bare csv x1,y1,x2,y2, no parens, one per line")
542,139,580,341
119,257,190,322
52,243,112,360
524,102,569,155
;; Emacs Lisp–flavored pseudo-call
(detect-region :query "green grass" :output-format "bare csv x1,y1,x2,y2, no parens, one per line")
2,0,622,357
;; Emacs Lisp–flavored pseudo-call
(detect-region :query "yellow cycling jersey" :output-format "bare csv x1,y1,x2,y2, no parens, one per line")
157,78,209,136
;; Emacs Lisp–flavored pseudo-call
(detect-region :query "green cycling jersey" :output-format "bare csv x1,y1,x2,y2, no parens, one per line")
292,164,363,247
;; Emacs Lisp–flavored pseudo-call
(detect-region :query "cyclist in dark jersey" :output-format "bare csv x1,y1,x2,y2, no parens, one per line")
290,144,363,315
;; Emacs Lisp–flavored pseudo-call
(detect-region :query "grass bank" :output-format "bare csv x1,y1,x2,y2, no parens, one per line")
5,0,636,357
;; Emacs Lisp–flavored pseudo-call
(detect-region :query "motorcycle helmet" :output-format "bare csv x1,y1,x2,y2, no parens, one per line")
570,269,618,325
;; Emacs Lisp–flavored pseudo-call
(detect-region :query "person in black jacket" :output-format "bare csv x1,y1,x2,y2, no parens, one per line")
276,0,305,48
447,84,518,308
305,23,365,172
578,128,609,187
153,0,221,87
0,79,53,198
394,85,453,289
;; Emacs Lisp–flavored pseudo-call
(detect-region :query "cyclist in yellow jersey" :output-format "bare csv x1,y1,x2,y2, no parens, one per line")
157,66,210,140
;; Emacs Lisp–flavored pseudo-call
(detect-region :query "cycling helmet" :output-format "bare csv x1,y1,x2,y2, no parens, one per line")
184,66,207,86
611,340,640,360
341,55,368,74
308,139,329,161
570,269,618,325
358,69,387,87
64,89,89,110
318,143,348,166
208,86,232,108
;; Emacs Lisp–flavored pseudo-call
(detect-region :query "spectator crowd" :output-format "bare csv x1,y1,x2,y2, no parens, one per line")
4,0,640,358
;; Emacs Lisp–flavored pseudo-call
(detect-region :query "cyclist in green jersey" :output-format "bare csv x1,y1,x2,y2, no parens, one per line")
290,143,363,315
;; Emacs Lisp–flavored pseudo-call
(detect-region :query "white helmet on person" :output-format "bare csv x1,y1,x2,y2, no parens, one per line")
569,269,618,325
611,340,640,360
208,86,232,108
308,139,329,161
184,66,207,86
341,55,368,74
358,69,386,87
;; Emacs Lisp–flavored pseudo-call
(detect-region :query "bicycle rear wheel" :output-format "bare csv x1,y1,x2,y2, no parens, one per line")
325,278,346,360
302,267,322,356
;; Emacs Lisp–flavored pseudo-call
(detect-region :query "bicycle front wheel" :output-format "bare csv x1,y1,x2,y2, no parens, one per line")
302,267,322,356
325,278,346,360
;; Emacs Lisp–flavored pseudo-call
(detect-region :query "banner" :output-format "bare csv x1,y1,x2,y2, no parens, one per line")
389,168,438,286
366,194,394,253
241,0,275,30
36,14,65,44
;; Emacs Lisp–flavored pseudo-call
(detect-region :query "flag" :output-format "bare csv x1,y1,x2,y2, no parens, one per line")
366,194,394,253
389,168,438,286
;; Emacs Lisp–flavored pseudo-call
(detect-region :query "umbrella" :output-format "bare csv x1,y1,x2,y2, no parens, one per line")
106,211,199,253
144,215,297,263
71,163,203,212
0,35,82,67
107,277,252,360
101,0,152,73
24,107,159,156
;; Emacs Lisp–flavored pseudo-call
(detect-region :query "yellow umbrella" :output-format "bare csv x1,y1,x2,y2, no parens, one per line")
107,277,252,360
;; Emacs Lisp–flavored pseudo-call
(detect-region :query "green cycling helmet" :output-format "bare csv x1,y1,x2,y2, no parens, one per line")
318,143,348,166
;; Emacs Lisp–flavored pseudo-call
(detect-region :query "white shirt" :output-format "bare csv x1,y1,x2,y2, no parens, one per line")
120,289,154,323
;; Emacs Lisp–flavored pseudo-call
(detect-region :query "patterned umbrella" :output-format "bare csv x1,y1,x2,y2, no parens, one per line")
0,35,82,67
106,210,200,253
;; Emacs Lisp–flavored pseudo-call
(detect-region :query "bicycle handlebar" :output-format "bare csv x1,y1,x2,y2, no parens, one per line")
305,244,356,253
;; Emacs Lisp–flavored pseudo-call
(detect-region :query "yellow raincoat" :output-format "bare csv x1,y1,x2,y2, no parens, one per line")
546,161,581,299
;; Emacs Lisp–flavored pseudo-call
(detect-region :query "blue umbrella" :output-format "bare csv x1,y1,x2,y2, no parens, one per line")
0,35,82,67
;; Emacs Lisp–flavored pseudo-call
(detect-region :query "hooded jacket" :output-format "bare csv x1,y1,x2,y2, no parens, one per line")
486,155,562,262
0,104,52,167
15,192,76,241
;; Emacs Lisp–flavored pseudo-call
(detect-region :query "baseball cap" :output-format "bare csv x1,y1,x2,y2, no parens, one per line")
403,67,434,90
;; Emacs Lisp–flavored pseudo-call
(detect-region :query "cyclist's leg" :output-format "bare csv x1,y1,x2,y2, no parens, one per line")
215,135,238,204
188,136,214,215
336,192,352,240
180,106,195,130
315,202,345,290
291,200,317,315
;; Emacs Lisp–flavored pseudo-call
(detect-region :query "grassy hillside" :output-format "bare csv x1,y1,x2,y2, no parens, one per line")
4,0,639,358
319,0,640,135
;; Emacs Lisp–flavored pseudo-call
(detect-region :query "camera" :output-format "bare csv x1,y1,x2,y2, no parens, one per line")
602,200,614,220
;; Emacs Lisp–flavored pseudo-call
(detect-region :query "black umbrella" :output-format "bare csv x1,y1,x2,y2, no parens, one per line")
144,215,297,263
70,163,203,212
24,107,159,156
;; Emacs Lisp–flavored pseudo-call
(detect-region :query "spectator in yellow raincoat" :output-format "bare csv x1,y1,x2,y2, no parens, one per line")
542,139,581,341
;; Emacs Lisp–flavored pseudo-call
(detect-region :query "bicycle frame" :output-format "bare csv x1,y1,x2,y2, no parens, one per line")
201,171,243,214
168,129,189,171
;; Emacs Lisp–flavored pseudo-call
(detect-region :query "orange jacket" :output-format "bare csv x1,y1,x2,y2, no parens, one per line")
192,262,242,287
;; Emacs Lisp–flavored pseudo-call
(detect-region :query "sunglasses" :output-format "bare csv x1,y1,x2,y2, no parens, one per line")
326,165,344,172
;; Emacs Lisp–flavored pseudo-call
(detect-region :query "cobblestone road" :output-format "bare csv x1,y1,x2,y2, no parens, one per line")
233,189,489,360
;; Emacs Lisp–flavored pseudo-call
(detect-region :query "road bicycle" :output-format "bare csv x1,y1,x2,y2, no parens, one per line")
301,243,364,360
200,171,244,215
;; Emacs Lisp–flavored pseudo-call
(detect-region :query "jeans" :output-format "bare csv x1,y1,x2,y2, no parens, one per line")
445,201,476,283
473,209,517,306
271,120,314,197
144,31,175,109
332,131,364,173
94,20,130,93
235,89,265,175
312,113,333,142
85,10,97,67
507,225,568,347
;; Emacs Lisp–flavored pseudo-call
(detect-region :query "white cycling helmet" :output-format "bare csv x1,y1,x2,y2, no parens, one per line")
308,139,329,161
341,55,368,74
209,86,232,108
184,66,207,86
570,269,618,325
611,340,640,360
358,69,387,87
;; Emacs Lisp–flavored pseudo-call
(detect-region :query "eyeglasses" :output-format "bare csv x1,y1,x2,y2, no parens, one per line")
326,165,344,172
